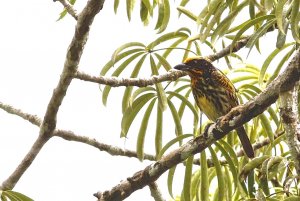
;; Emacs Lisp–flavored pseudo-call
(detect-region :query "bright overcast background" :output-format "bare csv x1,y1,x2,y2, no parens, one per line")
0,1,276,201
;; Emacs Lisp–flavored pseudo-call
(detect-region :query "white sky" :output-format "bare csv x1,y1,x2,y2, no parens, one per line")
0,1,287,201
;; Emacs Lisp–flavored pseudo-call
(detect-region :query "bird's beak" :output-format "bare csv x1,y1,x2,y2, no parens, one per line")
174,63,191,71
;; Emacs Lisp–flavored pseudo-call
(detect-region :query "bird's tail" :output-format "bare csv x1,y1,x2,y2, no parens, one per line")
236,127,255,158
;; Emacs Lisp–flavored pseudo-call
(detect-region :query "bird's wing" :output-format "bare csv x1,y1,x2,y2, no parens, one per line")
211,68,239,106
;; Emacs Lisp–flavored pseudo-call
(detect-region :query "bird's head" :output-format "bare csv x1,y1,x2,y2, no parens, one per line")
174,57,214,78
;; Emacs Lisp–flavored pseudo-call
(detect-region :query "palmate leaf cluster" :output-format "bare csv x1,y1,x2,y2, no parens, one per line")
60,0,300,200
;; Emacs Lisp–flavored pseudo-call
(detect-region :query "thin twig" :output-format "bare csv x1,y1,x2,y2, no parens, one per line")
0,101,155,161
148,182,165,201
57,0,78,20
74,70,187,87
73,37,253,87
0,100,283,168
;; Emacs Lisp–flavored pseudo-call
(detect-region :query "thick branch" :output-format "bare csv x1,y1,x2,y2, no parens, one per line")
94,50,300,201
279,82,300,175
0,0,105,190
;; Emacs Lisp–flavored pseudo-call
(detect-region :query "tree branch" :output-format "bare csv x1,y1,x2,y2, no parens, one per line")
148,182,165,201
0,0,105,190
279,82,300,175
193,131,285,167
94,50,300,201
0,101,156,161
73,36,254,87
74,70,186,87
56,0,78,20
0,100,284,169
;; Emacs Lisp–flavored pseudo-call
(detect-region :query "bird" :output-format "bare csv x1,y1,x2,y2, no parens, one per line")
174,56,254,158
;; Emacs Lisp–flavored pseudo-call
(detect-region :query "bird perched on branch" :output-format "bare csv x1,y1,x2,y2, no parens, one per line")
174,57,254,158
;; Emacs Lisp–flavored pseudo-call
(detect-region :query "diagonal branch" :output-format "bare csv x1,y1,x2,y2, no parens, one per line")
0,100,284,168
0,0,106,191
0,101,155,161
56,0,78,20
193,131,285,167
94,50,300,201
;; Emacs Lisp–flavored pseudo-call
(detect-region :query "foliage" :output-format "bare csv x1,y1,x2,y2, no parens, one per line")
0,190,33,201
58,0,300,200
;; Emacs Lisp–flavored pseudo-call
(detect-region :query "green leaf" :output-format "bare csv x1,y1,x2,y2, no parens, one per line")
140,1,150,26
275,0,288,34
100,48,145,76
154,53,172,71
166,91,199,130
180,0,190,7
153,37,187,69
150,55,168,111
216,140,248,197
191,169,201,199
248,0,255,20
231,15,275,52
102,52,144,106
283,196,300,201
267,46,296,84
246,19,277,56
239,156,270,180
183,156,194,201
259,113,274,141
200,3,227,43
211,0,248,43
147,31,188,49
267,107,279,127
259,43,294,85
231,75,258,84
142,0,152,16
157,134,193,159
2,190,34,201
155,103,163,156
122,54,147,113
121,93,155,137
131,86,155,101
260,158,271,195
126,0,136,21
114,0,120,13
157,0,170,33
176,89,192,126
154,1,164,30
290,0,300,43
177,6,197,21
57,0,77,21
168,99,183,137
200,150,209,201
168,166,177,198
208,146,225,201
111,42,145,64
136,98,156,161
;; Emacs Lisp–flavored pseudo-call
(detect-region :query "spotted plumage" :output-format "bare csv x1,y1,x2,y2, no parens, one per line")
174,57,254,158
